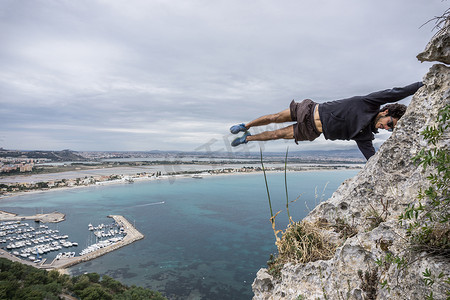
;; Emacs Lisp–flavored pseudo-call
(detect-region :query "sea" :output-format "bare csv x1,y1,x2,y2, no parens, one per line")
0,169,358,300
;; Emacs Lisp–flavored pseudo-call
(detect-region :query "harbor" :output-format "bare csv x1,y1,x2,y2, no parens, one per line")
0,211,144,272
47,215,144,270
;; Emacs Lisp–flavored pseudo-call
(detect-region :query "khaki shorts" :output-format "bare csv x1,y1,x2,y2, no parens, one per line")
289,99,321,144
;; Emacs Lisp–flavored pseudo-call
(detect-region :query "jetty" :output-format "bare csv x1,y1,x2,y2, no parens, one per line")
43,215,144,270
0,210,65,223
0,214,144,272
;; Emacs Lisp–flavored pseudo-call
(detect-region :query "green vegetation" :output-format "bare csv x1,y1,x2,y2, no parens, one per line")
357,268,379,300
332,217,357,240
400,104,450,254
365,198,389,231
260,148,274,220
376,104,450,298
284,147,291,221
401,104,449,298
0,258,166,300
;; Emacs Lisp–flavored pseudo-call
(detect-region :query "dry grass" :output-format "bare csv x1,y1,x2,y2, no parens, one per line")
275,220,337,265
411,222,450,256
261,148,338,277
332,217,358,239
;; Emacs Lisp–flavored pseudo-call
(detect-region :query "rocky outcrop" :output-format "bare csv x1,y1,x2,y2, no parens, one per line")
417,19,450,65
253,27,450,299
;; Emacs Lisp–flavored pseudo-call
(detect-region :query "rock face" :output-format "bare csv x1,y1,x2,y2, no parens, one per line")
417,19,450,65
252,32,450,299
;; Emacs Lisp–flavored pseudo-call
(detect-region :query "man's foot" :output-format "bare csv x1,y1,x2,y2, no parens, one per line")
231,132,251,147
230,123,247,134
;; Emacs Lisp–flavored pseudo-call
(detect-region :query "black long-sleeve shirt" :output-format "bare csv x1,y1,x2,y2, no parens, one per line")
318,82,423,160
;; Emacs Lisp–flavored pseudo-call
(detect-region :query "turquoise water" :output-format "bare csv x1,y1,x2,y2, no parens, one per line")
1,170,358,299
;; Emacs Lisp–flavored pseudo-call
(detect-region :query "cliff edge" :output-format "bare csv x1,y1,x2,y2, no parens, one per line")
252,22,449,300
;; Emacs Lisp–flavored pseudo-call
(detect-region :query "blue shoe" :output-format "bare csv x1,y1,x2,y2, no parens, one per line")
231,132,251,147
230,123,247,134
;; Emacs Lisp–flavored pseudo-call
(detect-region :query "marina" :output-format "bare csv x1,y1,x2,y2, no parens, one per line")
0,211,144,272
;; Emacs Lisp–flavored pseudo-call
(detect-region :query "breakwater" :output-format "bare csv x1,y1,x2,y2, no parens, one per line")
0,210,65,223
46,215,144,270
0,213,144,272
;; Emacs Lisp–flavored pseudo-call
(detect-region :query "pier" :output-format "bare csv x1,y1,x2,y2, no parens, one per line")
0,210,65,223
46,215,144,270
0,214,144,272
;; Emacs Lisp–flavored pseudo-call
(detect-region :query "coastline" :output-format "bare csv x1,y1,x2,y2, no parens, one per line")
0,164,363,200
0,163,363,298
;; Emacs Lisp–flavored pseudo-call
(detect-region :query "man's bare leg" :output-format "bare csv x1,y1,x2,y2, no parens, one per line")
247,125,294,142
245,109,292,129
230,108,294,146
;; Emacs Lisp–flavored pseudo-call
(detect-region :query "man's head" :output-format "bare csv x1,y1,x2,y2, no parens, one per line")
374,104,407,131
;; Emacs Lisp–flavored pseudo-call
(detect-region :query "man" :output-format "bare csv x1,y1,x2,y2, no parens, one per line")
230,82,423,160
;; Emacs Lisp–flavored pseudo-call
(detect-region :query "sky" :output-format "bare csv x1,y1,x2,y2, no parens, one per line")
0,0,447,155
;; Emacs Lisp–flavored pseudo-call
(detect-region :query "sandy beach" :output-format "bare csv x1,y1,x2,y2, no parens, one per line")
0,163,363,200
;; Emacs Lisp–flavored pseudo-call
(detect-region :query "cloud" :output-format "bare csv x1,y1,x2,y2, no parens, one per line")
0,0,447,152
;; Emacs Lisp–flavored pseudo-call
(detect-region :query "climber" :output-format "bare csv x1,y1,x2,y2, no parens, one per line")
230,82,423,160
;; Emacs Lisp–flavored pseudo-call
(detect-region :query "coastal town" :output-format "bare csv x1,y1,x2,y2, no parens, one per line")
0,148,364,197
0,157,43,173
0,164,362,197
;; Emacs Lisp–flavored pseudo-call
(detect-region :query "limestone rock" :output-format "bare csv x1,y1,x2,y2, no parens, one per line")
417,19,450,65
252,46,450,300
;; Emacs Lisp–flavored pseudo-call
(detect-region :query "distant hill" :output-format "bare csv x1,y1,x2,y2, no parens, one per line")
0,148,366,163
0,148,85,161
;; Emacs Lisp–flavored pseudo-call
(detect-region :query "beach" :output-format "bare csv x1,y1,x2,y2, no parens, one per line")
0,162,363,199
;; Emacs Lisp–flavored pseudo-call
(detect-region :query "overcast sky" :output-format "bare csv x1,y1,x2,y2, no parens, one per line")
0,0,447,155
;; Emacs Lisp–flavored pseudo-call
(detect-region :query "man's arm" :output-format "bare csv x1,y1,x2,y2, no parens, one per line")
356,140,376,160
365,82,424,106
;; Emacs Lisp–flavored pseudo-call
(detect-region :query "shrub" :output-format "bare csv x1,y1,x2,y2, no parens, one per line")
400,104,450,254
